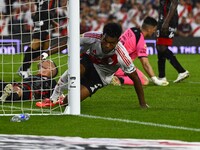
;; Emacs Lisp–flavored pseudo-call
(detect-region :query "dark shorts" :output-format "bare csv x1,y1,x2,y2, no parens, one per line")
81,54,104,96
32,30,50,41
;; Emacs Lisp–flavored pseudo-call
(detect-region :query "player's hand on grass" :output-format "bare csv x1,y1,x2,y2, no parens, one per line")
140,103,149,109
151,76,169,86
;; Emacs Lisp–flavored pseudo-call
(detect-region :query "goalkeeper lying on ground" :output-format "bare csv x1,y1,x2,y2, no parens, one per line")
0,60,63,103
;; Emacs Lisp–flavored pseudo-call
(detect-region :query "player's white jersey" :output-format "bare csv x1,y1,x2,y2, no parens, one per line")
80,31,136,85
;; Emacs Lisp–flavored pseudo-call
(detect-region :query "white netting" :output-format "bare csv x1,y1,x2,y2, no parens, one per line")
0,0,69,115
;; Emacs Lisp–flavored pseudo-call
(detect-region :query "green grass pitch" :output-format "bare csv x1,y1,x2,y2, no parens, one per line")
0,54,200,142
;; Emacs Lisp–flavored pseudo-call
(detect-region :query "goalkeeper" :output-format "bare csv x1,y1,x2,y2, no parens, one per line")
18,0,59,78
112,17,169,86
0,60,59,102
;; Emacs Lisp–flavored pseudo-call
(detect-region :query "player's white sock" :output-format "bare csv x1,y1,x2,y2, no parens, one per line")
50,70,68,103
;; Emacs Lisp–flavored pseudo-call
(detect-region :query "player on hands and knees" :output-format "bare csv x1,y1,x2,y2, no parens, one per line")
36,22,148,109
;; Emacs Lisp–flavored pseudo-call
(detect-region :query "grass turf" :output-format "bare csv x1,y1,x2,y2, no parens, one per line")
0,54,200,142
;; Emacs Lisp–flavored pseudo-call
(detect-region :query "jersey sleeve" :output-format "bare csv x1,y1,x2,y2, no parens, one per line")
116,42,136,74
80,34,96,45
136,34,148,58
80,31,102,53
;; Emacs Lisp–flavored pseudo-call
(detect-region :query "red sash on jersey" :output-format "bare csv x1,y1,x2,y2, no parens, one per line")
122,13,127,24
133,10,139,18
94,23,103,31
48,0,56,9
179,7,186,18
192,26,200,36
89,54,118,66
150,9,154,16
0,20,6,33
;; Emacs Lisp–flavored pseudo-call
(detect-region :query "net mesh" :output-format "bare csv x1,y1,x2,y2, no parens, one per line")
0,0,68,115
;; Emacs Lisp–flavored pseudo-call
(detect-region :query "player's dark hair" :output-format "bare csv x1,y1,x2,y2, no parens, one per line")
103,22,122,38
142,16,157,29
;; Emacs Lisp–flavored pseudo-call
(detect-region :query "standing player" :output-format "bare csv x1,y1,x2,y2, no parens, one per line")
18,0,59,78
36,22,148,109
112,17,169,86
156,0,189,83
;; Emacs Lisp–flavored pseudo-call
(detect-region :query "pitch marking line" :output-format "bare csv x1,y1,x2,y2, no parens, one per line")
1,106,200,132
81,114,200,132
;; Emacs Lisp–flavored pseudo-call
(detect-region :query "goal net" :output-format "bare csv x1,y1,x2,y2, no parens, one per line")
0,0,80,116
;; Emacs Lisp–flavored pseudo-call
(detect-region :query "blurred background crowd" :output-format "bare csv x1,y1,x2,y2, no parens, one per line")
0,0,200,38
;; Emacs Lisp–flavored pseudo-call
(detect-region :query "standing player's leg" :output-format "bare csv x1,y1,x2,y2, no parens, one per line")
18,32,50,78
157,44,189,82
157,45,167,79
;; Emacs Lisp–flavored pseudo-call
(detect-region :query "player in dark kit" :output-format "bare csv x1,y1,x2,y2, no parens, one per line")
18,0,59,78
156,0,189,83
0,60,58,102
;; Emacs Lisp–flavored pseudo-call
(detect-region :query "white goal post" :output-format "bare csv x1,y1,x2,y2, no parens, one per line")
65,0,80,115
0,0,80,116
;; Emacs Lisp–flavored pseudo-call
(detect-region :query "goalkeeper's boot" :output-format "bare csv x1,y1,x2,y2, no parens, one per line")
0,84,13,102
174,70,189,83
35,95,65,108
18,67,31,79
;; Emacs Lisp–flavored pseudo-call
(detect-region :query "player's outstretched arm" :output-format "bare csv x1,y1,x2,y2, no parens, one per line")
127,70,149,109
140,57,169,86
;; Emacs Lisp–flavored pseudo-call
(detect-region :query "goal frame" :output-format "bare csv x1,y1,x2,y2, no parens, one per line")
64,0,80,115
0,0,80,116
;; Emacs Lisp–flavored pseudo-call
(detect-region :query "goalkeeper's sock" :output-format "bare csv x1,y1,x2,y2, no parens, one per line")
50,82,68,103
50,71,68,103
21,47,41,71
21,47,32,71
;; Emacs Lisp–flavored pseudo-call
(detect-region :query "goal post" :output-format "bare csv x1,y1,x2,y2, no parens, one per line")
64,0,80,115
0,0,80,116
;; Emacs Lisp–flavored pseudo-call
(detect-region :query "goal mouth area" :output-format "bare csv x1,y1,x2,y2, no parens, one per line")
0,0,80,116
0,99,66,116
